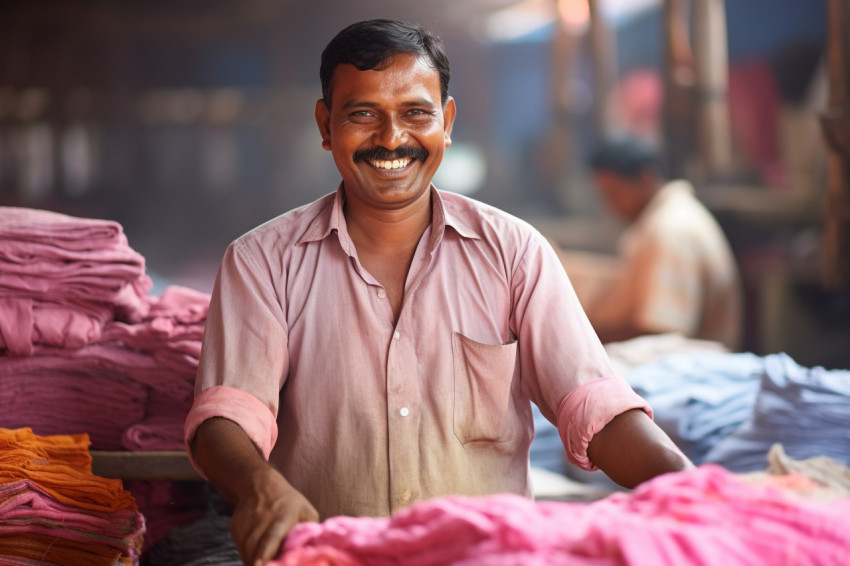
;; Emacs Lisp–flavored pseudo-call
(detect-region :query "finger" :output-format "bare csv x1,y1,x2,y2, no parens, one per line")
252,515,296,566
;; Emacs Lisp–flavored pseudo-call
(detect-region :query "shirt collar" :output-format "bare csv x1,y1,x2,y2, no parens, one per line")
295,184,481,254
294,185,353,252
435,188,481,241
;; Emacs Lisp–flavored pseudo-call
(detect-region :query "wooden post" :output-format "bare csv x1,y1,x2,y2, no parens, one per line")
820,0,850,288
547,0,584,212
692,0,733,181
587,0,617,136
661,0,696,180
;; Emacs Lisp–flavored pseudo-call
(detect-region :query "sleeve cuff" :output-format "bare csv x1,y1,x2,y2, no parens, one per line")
556,376,653,471
183,385,278,479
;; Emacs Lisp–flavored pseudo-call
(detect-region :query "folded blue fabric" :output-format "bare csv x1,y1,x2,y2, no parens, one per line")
703,353,850,472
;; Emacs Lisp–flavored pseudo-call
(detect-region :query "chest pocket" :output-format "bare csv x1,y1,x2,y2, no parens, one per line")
452,332,519,445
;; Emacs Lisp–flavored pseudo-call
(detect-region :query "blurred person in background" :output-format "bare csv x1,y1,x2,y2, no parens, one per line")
565,132,743,350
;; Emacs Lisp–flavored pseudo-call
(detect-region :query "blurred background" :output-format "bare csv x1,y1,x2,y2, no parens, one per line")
1,0,848,367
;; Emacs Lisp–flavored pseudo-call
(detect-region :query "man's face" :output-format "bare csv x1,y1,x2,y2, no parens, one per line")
315,52,455,211
592,170,646,222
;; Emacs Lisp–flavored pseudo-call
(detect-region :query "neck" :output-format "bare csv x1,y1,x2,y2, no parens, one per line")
343,189,432,254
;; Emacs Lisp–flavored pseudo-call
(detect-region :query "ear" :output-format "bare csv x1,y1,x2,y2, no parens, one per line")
314,99,332,151
442,96,456,148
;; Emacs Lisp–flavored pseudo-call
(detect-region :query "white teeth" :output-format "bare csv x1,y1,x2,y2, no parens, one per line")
370,158,411,170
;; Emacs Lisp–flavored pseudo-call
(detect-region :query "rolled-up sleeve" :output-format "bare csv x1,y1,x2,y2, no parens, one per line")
184,386,279,478
184,238,289,478
556,376,652,470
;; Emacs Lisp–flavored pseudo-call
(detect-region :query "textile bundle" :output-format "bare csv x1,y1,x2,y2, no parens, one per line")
274,465,850,566
531,348,850,486
0,206,152,356
0,206,212,551
0,206,210,451
0,427,145,566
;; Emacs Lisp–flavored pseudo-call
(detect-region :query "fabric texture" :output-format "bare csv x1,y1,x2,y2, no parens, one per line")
0,207,214,553
187,185,650,520
0,427,145,566
273,465,850,566
703,353,850,472
584,181,743,350
0,206,152,356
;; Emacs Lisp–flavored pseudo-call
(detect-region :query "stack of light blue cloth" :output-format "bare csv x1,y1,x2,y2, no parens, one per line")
530,351,850,477
704,353,850,472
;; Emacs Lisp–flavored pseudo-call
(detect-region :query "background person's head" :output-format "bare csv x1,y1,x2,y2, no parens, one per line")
319,19,451,109
589,133,664,222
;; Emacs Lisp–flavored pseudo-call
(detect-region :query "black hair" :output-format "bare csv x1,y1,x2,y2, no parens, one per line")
319,19,451,108
588,132,663,179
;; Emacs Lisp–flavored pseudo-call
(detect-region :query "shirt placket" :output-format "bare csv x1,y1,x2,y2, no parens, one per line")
382,235,436,512
384,316,421,512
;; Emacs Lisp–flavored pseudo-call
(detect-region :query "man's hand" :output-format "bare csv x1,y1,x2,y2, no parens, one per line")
229,464,319,566
192,417,319,566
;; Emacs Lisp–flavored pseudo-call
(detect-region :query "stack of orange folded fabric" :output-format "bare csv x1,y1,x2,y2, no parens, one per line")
0,427,146,566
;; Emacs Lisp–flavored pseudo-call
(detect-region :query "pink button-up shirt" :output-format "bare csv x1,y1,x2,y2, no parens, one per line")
185,186,650,519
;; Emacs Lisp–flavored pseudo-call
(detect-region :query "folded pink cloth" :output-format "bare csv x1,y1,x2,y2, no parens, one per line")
0,207,126,249
0,207,153,356
275,465,850,566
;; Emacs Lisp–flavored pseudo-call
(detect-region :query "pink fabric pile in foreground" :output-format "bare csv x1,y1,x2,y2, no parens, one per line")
275,465,850,566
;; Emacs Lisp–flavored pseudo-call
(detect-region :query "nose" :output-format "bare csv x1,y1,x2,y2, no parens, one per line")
374,114,407,150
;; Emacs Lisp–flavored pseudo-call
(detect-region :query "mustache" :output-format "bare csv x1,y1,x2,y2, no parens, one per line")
354,146,429,163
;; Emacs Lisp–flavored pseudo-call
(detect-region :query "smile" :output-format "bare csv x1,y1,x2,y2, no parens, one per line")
369,158,412,170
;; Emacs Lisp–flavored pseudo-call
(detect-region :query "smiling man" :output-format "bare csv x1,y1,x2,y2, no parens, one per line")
185,19,693,566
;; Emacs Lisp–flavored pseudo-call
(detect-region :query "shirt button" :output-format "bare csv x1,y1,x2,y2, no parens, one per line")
377,289,386,299
393,331,401,341
399,407,410,417
400,489,412,503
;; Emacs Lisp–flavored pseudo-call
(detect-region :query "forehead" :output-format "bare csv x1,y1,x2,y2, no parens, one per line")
329,52,442,108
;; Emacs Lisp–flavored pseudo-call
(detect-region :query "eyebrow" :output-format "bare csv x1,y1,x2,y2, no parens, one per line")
341,98,438,111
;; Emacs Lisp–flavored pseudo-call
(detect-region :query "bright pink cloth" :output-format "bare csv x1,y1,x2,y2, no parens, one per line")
275,465,850,566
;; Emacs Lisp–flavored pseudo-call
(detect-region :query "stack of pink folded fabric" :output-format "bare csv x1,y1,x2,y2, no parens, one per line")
0,206,152,356
0,206,210,451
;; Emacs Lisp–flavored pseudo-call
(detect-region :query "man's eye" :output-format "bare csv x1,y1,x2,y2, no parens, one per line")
407,109,434,121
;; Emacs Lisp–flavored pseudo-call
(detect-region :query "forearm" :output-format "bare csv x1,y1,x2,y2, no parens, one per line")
586,408,694,488
192,416,279,504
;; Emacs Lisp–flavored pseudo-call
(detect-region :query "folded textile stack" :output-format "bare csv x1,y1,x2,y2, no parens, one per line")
0,206,152,356
0,207,213,551
274,465,850,566
0,206,210,452
0,427,146,566
703,353,850,472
